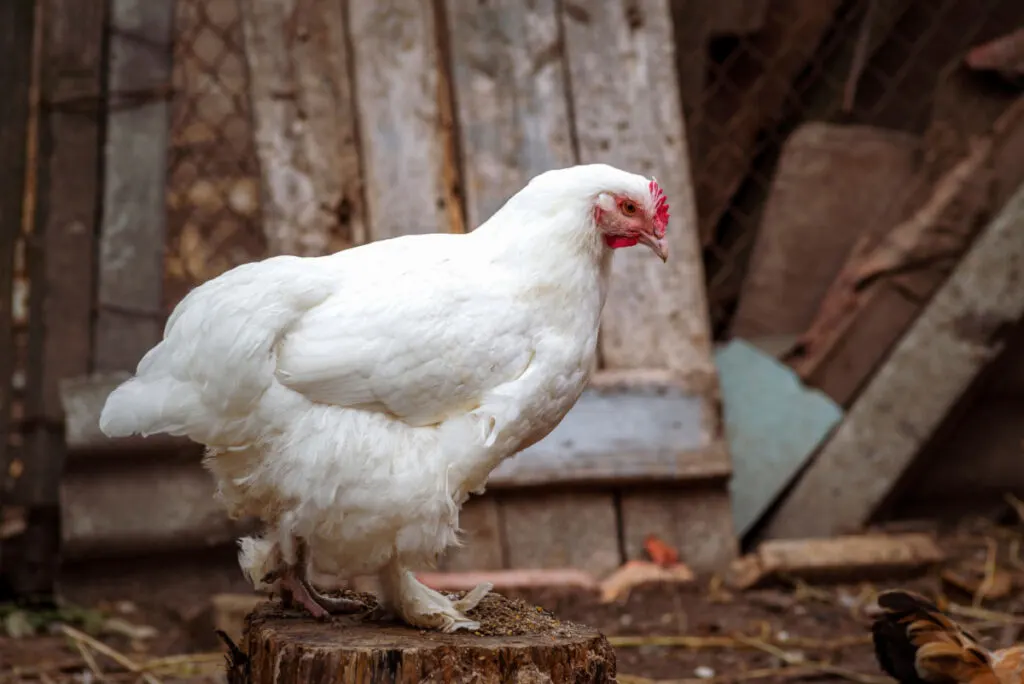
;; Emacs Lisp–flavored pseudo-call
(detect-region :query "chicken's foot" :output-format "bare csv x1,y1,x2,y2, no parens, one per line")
262,539,366,619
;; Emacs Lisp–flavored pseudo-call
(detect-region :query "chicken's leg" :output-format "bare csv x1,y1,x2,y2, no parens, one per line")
377,559,491,633
262,538,366,619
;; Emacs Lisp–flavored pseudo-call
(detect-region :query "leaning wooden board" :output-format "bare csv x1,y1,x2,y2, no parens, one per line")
764,182,1024,539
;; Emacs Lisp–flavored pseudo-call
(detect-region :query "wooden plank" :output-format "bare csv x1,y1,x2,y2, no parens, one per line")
348,0,461,240
561,0,735,571
33,0,104,424
61,457,254,560
727,533,944,589
3,0,108,600
762,181,1024,540
730,123,920,339
0,0,35,598
562,0,714,375
500,490,620,577
63,371,731,485
436,495,503,572
94,0,175,372
786,98,1024,406
620,488,736,573
0,0,33,483
239,0,365,256
444,0,575,229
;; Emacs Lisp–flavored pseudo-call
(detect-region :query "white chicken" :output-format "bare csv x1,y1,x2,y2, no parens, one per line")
99,163,671,632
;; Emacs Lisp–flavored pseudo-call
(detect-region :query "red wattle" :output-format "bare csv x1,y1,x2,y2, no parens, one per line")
605,236,638,249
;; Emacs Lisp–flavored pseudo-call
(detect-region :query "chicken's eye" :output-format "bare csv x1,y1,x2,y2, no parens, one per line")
620,200,638,216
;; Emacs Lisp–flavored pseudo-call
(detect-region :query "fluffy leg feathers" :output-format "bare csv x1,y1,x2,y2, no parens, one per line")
378,560,491,633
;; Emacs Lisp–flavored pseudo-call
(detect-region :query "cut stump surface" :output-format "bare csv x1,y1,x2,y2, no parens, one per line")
233,595,616,683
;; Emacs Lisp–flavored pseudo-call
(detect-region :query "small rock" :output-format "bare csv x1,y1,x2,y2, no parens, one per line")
694,666,716,679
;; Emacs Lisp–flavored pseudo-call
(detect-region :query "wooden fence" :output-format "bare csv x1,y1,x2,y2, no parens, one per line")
1,0,743,599
3,0,1022,600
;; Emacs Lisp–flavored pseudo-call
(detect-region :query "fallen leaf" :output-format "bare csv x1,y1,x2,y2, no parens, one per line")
643,534,679,567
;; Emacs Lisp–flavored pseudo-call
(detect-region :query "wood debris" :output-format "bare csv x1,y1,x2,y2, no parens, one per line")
599,560,696,604
727,533,945,590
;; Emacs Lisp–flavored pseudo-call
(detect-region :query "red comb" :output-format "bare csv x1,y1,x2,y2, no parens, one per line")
649,178,669,237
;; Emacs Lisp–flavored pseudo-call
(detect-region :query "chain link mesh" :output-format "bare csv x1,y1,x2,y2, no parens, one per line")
165,0,264,312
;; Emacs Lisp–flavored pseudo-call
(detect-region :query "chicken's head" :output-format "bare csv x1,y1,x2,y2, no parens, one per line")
594,177,670,262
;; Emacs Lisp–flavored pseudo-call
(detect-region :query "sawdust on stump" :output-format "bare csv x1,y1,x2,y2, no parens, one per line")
232,592,615,683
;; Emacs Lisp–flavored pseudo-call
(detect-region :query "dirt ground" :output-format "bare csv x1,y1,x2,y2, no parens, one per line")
3,517,1024,683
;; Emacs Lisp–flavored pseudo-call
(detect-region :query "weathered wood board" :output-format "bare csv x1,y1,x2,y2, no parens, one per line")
61,372,731,486
436,496,504,572
730,123,920,339
787,98,1024,406
443,0,575,229
0,0,34,483
763,182,1024,539
0,0,35,596
561,0,734,570
562,0,713,376
240,0,365,256
348,0,461,239
60,457,254,560
3,0,109,598
94,0,175,372
443,0,598,571
500,490,621,578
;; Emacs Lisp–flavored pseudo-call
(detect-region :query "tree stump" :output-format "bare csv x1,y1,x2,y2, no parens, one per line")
230,593,616,683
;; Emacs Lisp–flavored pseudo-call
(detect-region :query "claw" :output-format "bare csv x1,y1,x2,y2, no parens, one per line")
452,582,492,613
301,578,366,615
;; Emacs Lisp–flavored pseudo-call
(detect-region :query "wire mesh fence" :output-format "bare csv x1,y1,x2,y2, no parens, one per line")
164,0,1023,334
165,0,264,311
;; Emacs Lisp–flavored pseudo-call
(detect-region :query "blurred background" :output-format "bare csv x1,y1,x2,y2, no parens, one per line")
1,0,1023,681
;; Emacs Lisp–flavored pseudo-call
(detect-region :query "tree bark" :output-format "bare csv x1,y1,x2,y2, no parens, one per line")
231,602,616,684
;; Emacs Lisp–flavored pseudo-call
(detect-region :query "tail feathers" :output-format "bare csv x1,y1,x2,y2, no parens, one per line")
872,590,997,684
99,376,198,438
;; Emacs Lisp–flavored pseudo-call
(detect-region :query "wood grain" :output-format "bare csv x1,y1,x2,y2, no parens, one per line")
437,495,504,572
500,490,621,577
94,0,175,371
238,602,615,683
62,372,730,485
349,0,456,240
730,123,920,340
240,0,365,256
562,0,712,374
444,0,575,229
763,182,1024,539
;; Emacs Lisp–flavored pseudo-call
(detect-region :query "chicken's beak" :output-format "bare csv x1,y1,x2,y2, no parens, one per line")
638,233,669,262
